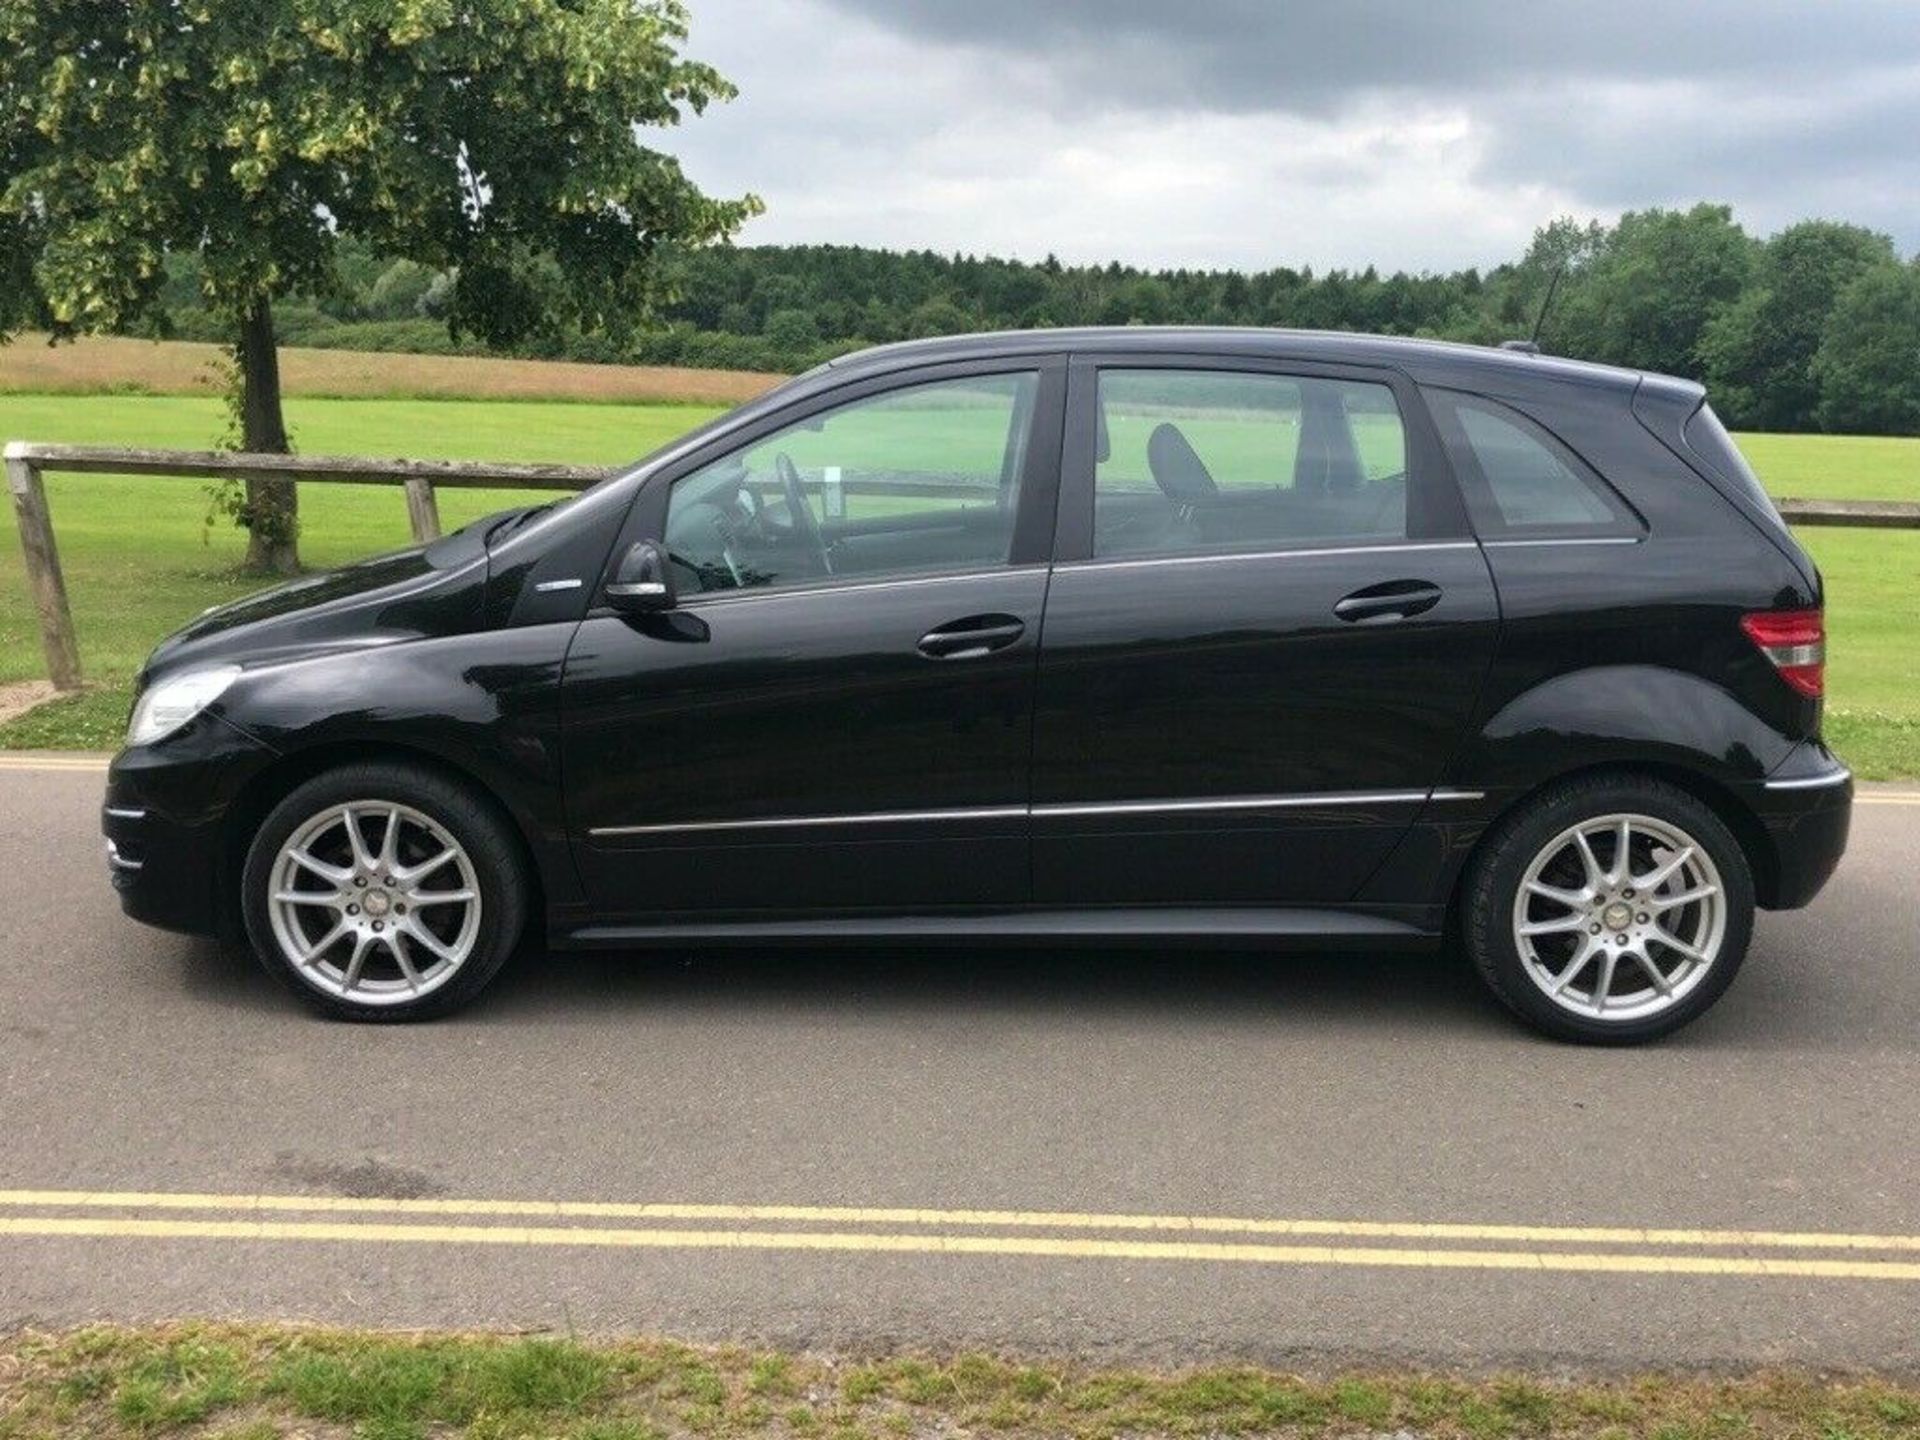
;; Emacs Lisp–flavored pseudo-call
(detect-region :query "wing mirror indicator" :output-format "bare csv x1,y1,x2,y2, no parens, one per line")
606,540,676,613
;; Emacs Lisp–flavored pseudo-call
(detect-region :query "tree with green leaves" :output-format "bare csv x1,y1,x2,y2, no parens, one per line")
1551,204,1756,379
1812,260,1920,436
1492,216,1605,345
1698,221,1897,431
0,0,757,572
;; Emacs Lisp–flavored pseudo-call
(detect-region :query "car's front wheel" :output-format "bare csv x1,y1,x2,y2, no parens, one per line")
241,761,527,1021
1461,774,1754,1044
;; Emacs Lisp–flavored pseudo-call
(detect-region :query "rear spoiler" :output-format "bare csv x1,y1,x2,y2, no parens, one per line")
1629,375,1818,591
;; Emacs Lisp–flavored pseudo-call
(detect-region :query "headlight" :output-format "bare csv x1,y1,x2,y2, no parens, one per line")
126,666,242,747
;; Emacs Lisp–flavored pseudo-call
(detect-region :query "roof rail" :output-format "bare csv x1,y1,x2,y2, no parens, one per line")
1498,339,1542,355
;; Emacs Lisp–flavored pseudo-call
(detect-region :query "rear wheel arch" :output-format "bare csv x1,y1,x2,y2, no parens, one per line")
1451,757,1779,924
1455,769,1757,1042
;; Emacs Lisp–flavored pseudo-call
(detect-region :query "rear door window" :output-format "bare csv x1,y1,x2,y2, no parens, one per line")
1091,368,1410,558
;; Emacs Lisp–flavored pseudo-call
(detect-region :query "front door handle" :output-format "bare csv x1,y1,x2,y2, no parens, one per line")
917,613,1026,660
1333,579,1443,623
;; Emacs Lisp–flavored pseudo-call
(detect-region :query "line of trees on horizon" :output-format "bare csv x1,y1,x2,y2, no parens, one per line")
149,203,1920,437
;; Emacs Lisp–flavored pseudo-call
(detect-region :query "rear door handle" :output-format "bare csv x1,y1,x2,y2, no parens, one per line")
1333,579,1443,623
917,613,1026,660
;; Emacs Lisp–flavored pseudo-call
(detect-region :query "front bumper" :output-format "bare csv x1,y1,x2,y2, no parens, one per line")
1745,746,1852,910
101,713,277,938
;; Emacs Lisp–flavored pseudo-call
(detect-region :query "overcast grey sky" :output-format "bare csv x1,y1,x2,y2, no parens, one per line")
665,0,1920,272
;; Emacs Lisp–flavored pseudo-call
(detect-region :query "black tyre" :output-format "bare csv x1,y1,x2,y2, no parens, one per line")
241,761,528,1021
1460,773,1755,1044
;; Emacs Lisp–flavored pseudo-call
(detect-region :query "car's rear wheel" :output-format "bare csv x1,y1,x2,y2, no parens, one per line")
241,761,527,1021
1461,774,1754,1043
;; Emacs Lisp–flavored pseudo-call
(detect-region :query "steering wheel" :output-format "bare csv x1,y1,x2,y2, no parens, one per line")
773,452,832,575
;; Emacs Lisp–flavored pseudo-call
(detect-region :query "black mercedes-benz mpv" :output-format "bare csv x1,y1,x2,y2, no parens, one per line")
105,328,1851,1041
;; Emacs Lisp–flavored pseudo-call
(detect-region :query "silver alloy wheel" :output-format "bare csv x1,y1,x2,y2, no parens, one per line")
1511,811,1727,1022
266,800,482,1006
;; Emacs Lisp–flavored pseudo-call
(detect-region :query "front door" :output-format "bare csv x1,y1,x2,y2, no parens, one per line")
562,361,1063,920
1031,358,1499,907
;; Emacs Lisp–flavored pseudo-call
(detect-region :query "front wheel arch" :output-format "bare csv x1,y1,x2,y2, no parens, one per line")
238,757,533,1019
220,740,547,946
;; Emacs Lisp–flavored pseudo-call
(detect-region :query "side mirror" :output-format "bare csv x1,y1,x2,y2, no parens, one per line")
605,540,675,613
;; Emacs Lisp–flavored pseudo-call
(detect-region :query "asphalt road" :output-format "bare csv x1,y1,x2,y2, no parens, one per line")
2,754,1918,1373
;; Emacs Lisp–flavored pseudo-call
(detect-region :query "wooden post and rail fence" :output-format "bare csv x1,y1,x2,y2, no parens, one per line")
5,442,609,693
8,437,1920,694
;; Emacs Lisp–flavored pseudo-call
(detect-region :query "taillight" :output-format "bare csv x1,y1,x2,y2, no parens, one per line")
1741,608,1825,697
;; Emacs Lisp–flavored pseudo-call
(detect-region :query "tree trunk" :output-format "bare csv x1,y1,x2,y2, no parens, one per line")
237,297,300,574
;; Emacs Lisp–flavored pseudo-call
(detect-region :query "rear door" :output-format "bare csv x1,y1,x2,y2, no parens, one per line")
1030,355,1500,906
561,359,1064,919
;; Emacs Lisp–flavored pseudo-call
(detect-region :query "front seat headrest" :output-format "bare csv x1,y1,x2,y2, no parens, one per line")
1296,392,1365,495
1147,423,1219,503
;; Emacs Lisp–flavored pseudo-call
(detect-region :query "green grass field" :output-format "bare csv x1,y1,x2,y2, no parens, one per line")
1725,430,1920,502
1,392,1915,776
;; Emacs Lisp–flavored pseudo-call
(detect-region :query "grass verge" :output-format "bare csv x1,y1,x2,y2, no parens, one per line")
1826,710,1920,782
0,686,127,749
3,1324,1919,1440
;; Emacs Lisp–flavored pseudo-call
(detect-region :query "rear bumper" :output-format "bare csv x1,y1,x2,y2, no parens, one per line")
1745,752,1852,910
102,714,276,938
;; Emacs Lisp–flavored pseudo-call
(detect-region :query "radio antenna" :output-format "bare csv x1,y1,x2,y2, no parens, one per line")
1530,261,1567,347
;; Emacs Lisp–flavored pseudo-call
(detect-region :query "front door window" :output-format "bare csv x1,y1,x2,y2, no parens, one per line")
664,372,1039,595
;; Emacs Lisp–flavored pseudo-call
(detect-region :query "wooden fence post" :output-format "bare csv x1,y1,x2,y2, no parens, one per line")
4,443,83,692
403,476,443,543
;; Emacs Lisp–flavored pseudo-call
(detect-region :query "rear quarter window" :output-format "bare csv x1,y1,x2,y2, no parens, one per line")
1683,404,1788,529
1425,389,1641,541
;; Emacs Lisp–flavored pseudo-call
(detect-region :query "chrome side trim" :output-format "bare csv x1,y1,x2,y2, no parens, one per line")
1763,768,1853,791
1035,789,1435,819
589,805,1028,838
587,787,1486,839
1054,541,1478,574
533,578,584,593
643,540,1478,607
1481,535,1643,548
683,566,1042,611
103,806,146,820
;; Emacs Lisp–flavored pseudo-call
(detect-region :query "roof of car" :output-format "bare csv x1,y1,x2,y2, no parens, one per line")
819,326,1658,395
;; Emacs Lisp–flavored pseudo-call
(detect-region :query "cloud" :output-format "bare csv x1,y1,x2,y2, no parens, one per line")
819,0,1915,112
1476,65,1920,241
665,0,1920,271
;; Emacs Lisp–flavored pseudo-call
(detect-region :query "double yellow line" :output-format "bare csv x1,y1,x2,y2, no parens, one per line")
3,1189,1917,1281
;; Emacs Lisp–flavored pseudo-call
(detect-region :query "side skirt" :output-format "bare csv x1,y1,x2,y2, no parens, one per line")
555,907,1442,951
